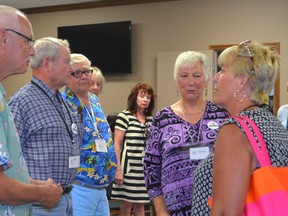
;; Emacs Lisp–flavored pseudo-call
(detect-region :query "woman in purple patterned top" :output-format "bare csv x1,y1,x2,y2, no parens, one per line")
143,51,229,216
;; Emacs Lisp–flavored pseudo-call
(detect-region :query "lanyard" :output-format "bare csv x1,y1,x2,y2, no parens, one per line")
31,81,75,144
84,102,101,138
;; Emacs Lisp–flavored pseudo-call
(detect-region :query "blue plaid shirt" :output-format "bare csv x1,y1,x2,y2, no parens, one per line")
8,76,83,185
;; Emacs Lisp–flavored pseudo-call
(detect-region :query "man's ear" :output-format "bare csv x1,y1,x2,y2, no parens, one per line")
42,56,50,69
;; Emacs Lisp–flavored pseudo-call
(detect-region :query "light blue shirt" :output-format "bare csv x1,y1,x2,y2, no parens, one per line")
0,83,31,215
277,104,288,129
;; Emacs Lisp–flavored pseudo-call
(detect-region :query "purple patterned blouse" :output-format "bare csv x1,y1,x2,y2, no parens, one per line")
143,101,229,215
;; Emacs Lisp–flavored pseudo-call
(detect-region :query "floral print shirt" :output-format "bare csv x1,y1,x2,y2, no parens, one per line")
0,83,30,216
62,88,117,186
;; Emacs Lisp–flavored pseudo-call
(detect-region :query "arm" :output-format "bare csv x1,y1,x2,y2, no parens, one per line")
0,166,63,209
113,128,125,186
143,116,169,215
210,123,257,216
152,196,170,216
5,92,62,209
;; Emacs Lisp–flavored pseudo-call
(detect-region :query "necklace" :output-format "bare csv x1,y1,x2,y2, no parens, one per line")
182,107,205,144
183,107,205,115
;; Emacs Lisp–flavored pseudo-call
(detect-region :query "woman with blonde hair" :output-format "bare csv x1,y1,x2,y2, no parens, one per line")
90,66,105,96
191,41,288,215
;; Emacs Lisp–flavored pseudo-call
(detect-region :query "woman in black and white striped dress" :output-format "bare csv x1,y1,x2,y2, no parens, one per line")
111,83,156,216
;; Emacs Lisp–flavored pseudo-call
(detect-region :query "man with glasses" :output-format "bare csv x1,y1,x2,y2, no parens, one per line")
8,37,83,216
62,53,117,216
0,5,63,216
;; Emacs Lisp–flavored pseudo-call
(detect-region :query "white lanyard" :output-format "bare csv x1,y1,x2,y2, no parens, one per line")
84,103,100,136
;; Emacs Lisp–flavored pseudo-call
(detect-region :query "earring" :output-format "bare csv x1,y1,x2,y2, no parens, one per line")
205,88,208,97
177,88,179,97
233,90,246,103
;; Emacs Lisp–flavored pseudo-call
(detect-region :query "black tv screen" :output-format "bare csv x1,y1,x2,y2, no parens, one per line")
58,21,132,74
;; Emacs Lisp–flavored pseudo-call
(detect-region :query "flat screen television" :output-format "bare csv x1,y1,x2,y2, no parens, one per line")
58,21,132,74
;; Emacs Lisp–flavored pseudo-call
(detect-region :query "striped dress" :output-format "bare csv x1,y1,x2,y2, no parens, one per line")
111,110,152,203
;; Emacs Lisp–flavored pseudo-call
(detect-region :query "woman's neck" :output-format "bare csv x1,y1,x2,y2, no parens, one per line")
135,109,146,124
181,98,206,115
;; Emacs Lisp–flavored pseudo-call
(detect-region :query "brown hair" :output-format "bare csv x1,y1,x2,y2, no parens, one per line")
127,83,156,116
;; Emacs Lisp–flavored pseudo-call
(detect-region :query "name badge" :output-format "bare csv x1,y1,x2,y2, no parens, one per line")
190,147,209,160
71,123,78,134
95,139,108,152
69,156,80,168
207,121,219,130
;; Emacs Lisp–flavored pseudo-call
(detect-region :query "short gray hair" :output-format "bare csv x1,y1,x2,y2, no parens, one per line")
30,37,70,69
70,53,91,67
174,51,211,82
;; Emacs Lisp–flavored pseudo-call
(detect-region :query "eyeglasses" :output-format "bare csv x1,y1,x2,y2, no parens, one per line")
239,40,255,74
71,69,93,78
5,29,35,47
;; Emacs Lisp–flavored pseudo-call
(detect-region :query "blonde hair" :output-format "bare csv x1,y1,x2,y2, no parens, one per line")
218,41,280,104
91,66,105,84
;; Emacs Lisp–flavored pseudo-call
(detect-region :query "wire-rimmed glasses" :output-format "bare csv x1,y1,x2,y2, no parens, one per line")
5,29,35,47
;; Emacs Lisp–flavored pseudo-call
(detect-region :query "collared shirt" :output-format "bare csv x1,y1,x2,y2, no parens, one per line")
8,76,83,185
0,83,30,215
62,87,117,187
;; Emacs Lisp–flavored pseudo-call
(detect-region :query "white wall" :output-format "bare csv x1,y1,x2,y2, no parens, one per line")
3,0,288,115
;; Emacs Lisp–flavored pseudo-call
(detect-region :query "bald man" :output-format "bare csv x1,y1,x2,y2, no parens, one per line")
0,5,62,215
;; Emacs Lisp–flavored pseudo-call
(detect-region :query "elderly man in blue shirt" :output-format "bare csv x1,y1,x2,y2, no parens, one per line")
8,37,83,216
62,53,117,216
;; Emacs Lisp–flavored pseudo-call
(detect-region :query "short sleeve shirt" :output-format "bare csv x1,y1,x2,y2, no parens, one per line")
0,83,30,215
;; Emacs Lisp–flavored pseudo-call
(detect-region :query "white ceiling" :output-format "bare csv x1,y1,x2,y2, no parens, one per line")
0,0,101,10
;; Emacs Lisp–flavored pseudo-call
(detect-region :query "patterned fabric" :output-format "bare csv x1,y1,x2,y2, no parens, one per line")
8,76,83,186
277,104,288,129
62,87,117,186
111,110,152,203
191,106,288,216
0,83,31,216
143,101,229,215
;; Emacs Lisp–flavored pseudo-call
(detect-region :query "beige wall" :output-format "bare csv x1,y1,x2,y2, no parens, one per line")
3,0,288,115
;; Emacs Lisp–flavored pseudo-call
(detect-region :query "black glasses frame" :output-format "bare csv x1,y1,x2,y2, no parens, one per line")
5,29,34,47
71,69,93,78
239,40,255,74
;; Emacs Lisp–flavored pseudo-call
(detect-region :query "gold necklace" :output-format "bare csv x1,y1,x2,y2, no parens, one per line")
183,107,205,115
182,110,204,144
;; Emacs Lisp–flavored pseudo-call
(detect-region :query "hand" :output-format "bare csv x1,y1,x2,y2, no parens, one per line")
40,178,63,209
114,169,124,186
30,178,45,185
